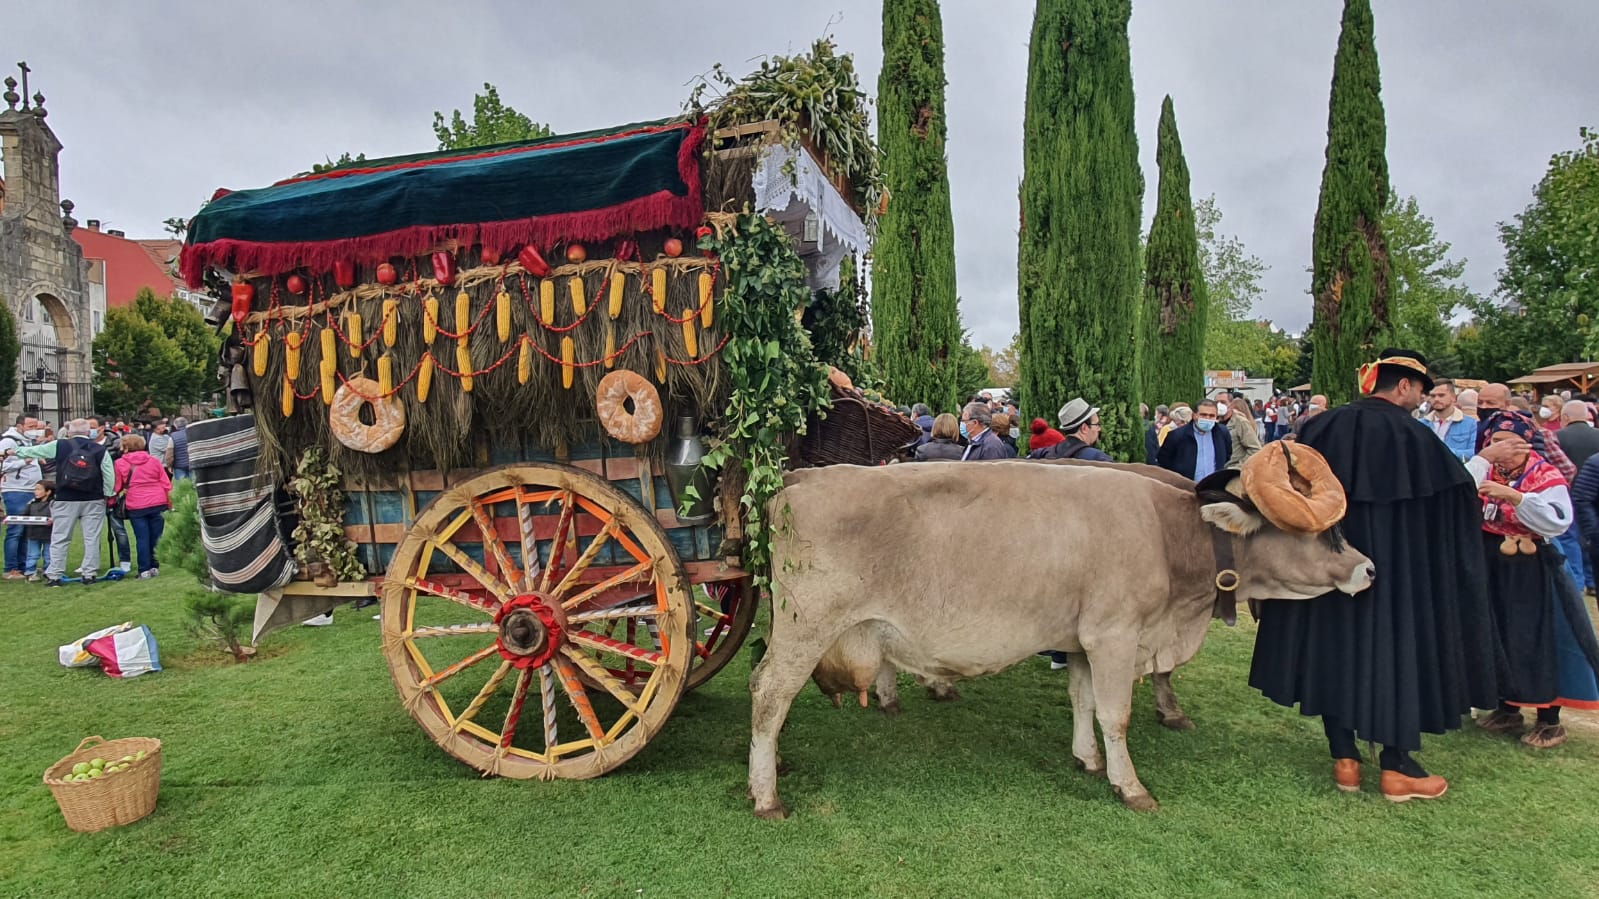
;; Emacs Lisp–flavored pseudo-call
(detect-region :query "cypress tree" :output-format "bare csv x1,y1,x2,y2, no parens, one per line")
1309,0,1391,405
1139,96,1207,407
1017,0,1143,458
871,0,962,413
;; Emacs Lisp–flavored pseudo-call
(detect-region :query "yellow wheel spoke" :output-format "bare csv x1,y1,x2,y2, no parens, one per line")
452,660,513,733
517,494,541,593
432,540,514,606
562,560,653,610
567,602,661,624
411,623,498,638
552,519,620,599
498,667,534,750
561,646,644,714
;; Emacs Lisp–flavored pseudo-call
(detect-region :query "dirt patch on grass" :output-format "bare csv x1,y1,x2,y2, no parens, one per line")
167,642,295,670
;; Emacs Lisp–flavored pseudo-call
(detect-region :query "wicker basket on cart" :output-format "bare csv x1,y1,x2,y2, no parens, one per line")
43,735,163,833
799,384,922,467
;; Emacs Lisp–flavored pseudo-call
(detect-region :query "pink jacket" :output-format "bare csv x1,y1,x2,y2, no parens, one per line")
115,451,173,511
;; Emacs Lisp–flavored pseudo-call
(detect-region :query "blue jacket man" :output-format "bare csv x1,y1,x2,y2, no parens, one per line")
1155,400,1231,480
1423,380,1477,462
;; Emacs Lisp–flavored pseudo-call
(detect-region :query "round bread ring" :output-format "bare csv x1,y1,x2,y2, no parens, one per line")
596,370,664,444
1240,441,1347,534
329,376,406,454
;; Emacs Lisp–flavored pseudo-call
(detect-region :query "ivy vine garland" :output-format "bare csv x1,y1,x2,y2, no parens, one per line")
694,212,831,587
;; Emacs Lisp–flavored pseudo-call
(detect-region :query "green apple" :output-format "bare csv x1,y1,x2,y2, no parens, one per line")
119,755,133,763
71,762,89,776
134,751,147,761
89,758,105,769
87,768,103,778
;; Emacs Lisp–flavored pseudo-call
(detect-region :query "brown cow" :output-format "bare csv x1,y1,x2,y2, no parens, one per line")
809,460,1215,729
749,460,1372,817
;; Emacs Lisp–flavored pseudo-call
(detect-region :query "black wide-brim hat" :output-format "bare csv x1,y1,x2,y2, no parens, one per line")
1360,348,1434,395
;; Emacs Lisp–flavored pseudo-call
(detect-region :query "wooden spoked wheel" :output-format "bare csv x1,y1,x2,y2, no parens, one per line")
686,578,757,692
381,462,693,780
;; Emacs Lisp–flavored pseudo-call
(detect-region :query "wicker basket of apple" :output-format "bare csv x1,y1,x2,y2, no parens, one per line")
42,735,163,832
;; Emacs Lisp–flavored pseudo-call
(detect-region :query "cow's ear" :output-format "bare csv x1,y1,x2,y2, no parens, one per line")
1200,501,1265,536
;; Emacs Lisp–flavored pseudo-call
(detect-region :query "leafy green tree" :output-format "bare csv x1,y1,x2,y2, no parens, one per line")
1195,196,1267,324
0,298,19,410
1473,126,1599,376
950,331,993,402
979,333,1021,389
1018,0,1143,458
92,291,219,416
433,83,553,150
1383,192,1474,369
1138,96,1208,408
1308,0,1392,405
871,0,962,413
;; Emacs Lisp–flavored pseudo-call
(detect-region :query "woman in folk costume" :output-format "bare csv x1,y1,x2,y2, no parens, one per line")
1472,412,1599,748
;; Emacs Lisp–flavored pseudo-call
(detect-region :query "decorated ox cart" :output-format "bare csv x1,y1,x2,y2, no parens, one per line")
178,46,917,780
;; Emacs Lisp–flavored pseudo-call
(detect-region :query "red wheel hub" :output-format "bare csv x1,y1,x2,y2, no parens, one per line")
494,594,565,669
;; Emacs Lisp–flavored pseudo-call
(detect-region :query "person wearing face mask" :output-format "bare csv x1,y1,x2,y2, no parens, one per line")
1538,395,1565,433
1213,390,1262,469
2,416,43,579
1252,349,1500,801
1477,384,1577,483
1155,399,1229,480
958,403,1012,460
1470,415,1599,749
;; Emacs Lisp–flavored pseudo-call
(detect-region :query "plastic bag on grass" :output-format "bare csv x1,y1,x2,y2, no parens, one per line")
58,623,163,678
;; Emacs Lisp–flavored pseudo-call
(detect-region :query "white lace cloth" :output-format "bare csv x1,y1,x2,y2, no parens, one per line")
751,143,871,290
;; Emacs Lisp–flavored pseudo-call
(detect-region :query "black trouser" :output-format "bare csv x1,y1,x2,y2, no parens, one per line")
1324,719,1427,776
1499,702,1561,725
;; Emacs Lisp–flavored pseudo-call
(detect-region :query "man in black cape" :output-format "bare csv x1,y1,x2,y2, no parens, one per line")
1249,349,1500,802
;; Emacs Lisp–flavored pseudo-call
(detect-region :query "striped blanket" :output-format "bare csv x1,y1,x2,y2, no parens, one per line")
187,415,295,593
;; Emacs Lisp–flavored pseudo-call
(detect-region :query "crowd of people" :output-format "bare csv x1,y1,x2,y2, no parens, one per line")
901,358,1599,801
1,413,186,585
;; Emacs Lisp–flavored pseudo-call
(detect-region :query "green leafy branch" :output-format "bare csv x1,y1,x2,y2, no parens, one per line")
695,213,831,586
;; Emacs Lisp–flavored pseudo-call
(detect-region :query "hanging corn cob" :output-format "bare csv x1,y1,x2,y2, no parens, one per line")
517,336,532,385
281,378,295,418
569,276,586,317
285,331,303,380
560,337,575,389
651,267,667,313
540,279,556,323
681,309,699,359
252,333,269,377
699,271,714,329
655,347,668,384
608,271,626,319
320,325,336,364
320,357,336,405
378,354,394,395
423,293,439,345
345,309,363,358
603,321,616,370
457,339,474,393
496,290,512,342
382,299,398,346
418,354,434,403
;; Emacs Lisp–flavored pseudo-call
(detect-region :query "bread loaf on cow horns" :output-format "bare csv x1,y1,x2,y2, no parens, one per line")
1240,442,1347,535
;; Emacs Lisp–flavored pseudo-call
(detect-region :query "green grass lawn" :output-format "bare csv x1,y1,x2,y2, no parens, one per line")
4,571,1599,898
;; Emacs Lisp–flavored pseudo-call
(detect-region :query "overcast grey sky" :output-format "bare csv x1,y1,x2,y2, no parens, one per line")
9,1,1596,348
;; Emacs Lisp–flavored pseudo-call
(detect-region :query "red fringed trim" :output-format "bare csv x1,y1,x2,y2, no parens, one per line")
181,122,708,288
180,188,700,288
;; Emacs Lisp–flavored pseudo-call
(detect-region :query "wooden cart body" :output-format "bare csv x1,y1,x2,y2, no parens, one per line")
181,115,883,779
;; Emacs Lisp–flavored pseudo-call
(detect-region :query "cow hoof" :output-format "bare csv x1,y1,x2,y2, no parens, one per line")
1113,787,1160,812
879,700,902,717
754,802,791,821
777,759,792,776
1159,713,1196,731
1075,758,1107,778
926,685,962,702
